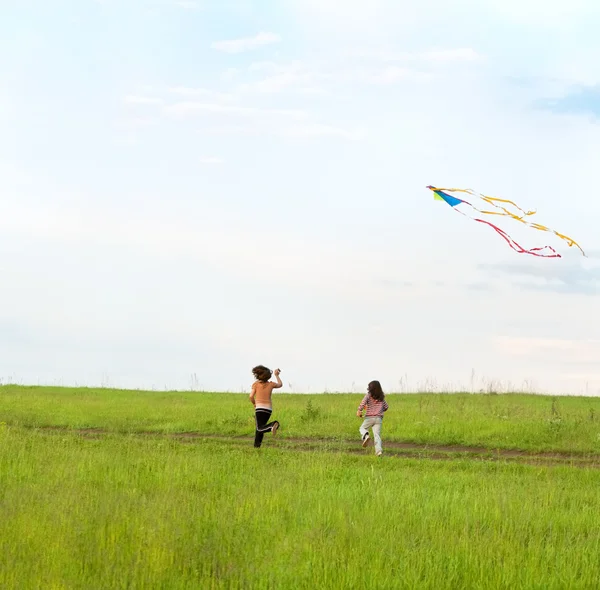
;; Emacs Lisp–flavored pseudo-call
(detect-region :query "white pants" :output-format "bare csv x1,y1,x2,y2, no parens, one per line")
360,416,383,453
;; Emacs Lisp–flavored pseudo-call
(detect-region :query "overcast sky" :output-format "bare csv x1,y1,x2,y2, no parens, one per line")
1,0,599,395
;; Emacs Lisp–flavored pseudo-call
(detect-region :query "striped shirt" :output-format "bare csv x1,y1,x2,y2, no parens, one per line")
358,394,389,418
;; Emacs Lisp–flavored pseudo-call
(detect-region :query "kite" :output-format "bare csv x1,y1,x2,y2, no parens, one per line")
426,186,586,259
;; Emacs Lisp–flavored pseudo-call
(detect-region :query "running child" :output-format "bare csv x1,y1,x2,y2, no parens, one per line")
356,380,389,456
249,365,282,448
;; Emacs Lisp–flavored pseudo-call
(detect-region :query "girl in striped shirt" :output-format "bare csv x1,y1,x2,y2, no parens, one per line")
356,380,389,456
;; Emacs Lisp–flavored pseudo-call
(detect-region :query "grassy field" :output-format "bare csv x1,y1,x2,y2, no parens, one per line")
1,385,600,589
2,385,600,453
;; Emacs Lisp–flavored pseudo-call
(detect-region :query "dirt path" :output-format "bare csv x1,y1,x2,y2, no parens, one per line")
195,433,600,469
17,424,600,469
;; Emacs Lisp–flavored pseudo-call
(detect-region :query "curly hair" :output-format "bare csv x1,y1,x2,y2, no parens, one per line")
368,380,385,401
252,365,272,383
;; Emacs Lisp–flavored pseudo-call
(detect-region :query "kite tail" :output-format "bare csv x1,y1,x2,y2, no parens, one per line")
429,185,586,257
466,199,584,254
480,195,536,218
473,218,561,258
532,226,586,257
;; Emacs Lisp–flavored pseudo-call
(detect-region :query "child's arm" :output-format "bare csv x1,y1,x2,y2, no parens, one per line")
249,382,256,405
356,394,368,417
272,368,283,389
383,400,389,412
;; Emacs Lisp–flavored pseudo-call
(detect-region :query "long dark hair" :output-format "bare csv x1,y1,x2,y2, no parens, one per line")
368,380,385,401
252,365,272,382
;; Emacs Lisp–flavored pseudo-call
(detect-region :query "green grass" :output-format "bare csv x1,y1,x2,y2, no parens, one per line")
2,385,600,588
2,385,600,453
1,425,599,589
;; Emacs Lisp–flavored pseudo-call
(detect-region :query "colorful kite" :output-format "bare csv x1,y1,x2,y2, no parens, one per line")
426,186,586,259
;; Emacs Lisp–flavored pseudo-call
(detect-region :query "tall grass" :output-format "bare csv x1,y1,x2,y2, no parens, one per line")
1,425,599,589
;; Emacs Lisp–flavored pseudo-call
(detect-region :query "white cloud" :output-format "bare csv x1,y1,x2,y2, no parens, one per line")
0,199,389,297
199,156,224,164
163,101,307,120
197,120,362,142
240,60,321,94
248,61,279,72
220,68,239,81
495,336,600,355
369,66,427,84
124,95,163,105
287,0,598,36
210,32,281,54
114,134,138,146
484,0,600,27
237,47,479,96
116,116,157,130
167,86,234,102
344,47,483,64
175,0,199,8
279,122,363,141
124,79,358,142
287,0,415,34
422,48,483,62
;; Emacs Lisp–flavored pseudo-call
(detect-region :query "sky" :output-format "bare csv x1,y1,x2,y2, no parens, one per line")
1,0,600,395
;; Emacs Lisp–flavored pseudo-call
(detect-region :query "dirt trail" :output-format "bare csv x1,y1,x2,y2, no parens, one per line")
17,424,600,469
196,433,600,469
